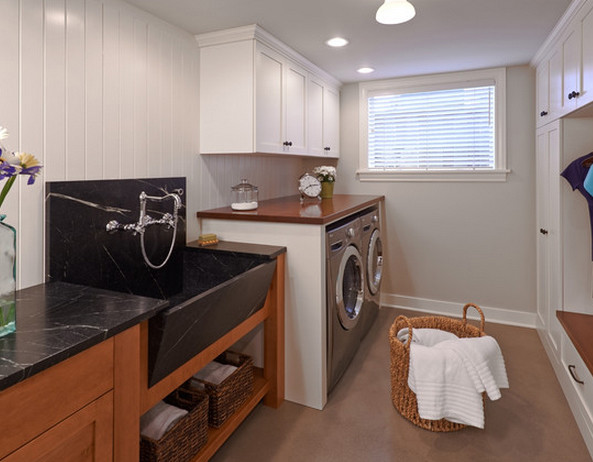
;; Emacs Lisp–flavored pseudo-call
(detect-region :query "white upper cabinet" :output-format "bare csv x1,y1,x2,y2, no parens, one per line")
536,60,551,127
307,76,340,158
579,2,593,107
561,26,581,113
535,0,593,121
322,85,340,158
197,25,341,157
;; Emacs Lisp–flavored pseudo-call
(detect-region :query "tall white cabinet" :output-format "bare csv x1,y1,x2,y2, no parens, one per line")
533,1,593,457
196,25,341,158
536,121,562,360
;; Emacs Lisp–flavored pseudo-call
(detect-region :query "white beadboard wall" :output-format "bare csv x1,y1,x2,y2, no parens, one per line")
0,0,307,290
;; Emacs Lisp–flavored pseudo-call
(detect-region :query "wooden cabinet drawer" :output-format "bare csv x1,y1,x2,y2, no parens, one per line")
562,333,593,419
0,339,114,459
2,391,113,462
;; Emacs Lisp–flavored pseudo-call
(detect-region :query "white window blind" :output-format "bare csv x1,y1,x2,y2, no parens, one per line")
367,85,495,170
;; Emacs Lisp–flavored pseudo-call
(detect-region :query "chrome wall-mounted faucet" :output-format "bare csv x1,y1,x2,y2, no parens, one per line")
106,189,183,269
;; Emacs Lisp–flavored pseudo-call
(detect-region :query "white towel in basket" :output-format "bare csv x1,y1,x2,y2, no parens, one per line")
140,400,188,441
408,342,486,428
192,361,238,386
439,336,509,401
407,334,508,428
397,327,459,346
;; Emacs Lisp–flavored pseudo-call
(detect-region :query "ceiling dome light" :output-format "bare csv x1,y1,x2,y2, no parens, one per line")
357,67,375,74
376,0,416,25
326,37,349,47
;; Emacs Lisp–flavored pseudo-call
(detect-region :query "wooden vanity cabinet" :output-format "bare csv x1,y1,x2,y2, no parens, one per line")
0,340,115,461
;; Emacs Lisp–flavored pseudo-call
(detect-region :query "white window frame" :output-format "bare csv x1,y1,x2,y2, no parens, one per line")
358,67,509,182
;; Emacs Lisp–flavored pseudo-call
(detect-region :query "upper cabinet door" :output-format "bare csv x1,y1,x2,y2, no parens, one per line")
284,62,308,155
323,85,340,158
256,44,284,154
536,60,551,127
562,27,581,113
579,2,593,107
307,77,325,157
548,47,564,120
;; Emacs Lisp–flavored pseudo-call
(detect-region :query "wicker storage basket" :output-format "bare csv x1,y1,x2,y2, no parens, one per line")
389,303,486,432
140,391,209,462
181,350,254,428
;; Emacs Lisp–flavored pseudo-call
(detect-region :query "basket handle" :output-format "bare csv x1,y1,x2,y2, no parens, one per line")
462,303,485,333
396,315,414,348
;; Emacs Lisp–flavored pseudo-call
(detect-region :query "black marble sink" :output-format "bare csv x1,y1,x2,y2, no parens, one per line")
147,246,277,386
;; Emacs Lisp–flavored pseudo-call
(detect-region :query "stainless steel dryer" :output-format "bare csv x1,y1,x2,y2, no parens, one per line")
360,206,383,336
326,215,365,394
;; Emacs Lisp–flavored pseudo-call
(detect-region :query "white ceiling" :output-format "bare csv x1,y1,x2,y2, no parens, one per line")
125,0,572,83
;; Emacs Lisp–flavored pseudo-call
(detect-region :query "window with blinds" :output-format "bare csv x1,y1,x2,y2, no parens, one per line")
367,85,495,170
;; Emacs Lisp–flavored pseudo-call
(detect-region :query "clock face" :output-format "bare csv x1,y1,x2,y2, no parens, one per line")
298,173,322,198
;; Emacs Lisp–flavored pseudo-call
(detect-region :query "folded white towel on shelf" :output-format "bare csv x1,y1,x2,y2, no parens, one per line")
192,361,238,385
397,327,459,346
406,331,509,429
140,400,188,441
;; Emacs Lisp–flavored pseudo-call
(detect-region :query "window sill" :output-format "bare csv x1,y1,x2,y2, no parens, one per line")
356,169,510,182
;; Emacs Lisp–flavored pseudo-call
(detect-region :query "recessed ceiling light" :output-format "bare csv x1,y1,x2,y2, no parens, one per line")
357,67,375,74
326,37,349,48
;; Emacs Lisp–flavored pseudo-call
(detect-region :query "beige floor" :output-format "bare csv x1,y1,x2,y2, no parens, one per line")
210,307,592,461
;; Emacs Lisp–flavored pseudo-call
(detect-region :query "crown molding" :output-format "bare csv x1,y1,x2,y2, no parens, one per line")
531,0,587,67
195,24,341,88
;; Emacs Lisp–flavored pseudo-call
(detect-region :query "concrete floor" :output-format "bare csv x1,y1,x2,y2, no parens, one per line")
210,307,592,461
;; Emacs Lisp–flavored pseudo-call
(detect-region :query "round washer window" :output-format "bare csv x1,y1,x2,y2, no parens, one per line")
336,245,364,330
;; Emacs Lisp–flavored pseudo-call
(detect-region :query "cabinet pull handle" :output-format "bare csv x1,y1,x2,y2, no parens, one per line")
539,228,548,235
283,141,293,147
568,91,581,100
568,365,585,384
324,147,331,151
540,111,548,117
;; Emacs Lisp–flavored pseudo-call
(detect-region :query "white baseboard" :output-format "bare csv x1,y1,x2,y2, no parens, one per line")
381,293,537,328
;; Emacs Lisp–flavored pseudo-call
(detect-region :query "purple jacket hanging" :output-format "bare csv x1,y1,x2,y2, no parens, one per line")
561,152,593,260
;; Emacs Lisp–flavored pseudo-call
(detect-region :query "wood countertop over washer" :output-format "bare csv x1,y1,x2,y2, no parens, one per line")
197,194,385,225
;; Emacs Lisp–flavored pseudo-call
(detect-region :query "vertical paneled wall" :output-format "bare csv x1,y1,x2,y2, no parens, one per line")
0,0,309,291
0,0,200,289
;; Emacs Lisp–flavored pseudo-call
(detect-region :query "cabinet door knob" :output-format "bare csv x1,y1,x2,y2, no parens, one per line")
568,91,581,100
539,228,548,235
540,111,548,117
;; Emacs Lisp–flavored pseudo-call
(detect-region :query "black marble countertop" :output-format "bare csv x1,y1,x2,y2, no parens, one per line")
0,281,168,391
185,239,286,259
0,241,286,393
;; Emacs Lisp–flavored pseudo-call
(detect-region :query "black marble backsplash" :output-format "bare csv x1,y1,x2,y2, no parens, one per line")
46,178,186,299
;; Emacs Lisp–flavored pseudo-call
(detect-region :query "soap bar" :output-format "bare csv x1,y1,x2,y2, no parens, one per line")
198,233,218,246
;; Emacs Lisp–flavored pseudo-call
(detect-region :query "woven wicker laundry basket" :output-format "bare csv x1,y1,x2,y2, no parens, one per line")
389,303,486,432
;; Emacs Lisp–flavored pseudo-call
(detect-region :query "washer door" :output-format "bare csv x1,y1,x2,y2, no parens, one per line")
367,229,383,295
336,245,364,330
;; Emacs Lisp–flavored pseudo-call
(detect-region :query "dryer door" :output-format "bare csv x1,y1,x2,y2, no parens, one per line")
367,229,383,295
336,245,364,330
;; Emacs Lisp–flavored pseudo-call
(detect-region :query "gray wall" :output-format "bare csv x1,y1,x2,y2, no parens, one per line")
335,66,536,325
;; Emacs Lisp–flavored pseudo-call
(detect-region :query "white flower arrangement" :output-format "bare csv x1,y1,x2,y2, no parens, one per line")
313,165,336,183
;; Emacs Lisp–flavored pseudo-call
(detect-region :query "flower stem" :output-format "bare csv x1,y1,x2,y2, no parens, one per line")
0,176,16,210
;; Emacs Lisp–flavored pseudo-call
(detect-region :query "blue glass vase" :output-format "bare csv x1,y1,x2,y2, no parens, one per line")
0,215,16,337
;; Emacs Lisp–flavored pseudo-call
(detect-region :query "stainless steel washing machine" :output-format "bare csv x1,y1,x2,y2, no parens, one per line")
360,206,383,336
326,215,366,394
